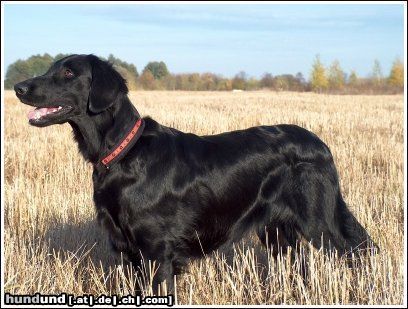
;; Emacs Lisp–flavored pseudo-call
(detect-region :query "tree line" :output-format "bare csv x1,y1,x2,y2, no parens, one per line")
5,53,403,94
309,55,403,94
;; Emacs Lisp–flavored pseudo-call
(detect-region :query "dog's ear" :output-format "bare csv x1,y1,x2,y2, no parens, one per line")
87,55,128,113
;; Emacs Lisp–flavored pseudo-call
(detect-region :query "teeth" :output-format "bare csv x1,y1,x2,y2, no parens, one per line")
47,107,62,115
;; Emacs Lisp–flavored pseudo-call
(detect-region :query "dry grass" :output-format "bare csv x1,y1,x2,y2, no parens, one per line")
3,90,405,305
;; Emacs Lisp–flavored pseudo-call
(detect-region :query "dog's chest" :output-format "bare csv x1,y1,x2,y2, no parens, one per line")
92,170,148,231
92,178,136,253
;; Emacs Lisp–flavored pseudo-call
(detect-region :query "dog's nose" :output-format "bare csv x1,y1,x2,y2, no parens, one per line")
14,83,29,95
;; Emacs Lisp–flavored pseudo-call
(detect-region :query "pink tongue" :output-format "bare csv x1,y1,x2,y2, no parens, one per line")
28,107,59,120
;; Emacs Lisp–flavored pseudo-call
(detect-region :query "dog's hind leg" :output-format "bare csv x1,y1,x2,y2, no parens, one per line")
288,162,378,259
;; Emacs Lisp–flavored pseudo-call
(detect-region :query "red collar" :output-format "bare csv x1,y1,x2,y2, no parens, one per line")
99,118,145,169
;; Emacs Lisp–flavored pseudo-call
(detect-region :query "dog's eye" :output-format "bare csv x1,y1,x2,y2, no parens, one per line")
64,69,74,78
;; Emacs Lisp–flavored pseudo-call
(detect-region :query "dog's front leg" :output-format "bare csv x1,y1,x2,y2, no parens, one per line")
97,208,129,253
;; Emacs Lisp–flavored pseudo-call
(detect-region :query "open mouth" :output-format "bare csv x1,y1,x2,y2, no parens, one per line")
28,105,73,124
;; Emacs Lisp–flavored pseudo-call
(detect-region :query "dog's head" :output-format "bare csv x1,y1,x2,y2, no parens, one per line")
14,54,128,127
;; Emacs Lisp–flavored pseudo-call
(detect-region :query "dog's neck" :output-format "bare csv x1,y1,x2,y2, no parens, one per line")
68,94,142,165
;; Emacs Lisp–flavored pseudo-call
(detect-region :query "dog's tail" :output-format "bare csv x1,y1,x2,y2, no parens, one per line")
337,194,379,256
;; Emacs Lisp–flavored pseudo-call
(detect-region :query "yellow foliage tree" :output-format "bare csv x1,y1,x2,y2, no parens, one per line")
310,55,328,92
388,58,404,88
115,65,138,90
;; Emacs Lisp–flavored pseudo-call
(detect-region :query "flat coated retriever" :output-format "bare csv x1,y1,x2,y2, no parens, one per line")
14,55,378,293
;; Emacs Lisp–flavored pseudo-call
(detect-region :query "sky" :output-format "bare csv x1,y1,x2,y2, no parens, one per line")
3,3,405,78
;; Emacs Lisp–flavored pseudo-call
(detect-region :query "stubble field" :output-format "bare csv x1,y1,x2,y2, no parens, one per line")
3,90,405,305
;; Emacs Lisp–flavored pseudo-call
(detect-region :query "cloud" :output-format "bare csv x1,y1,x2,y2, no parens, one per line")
77,4,402,32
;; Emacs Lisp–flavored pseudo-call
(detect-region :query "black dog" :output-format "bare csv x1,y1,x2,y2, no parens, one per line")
14,54,377,292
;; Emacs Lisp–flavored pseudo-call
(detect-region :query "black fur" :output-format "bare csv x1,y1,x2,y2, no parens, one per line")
14,54,378,293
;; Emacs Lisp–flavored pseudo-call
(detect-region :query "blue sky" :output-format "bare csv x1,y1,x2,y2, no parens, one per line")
3,3,405,78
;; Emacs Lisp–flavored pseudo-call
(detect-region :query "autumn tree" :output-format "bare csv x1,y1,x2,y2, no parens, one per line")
161,74,176,90
187,73,201,90
388,58,403,88
5,52,401,93
201,73,216,90
310,55,328,92
232,71,247,90
175,74,188,90
116,66,138,90
139,70,156,89
328,60,345,91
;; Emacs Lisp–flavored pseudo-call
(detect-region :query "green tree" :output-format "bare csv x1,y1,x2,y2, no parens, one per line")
246,77,260,90
5,60,31,89
328,60,345,90
54,53,70,61
216,78,232,91
108,54,138,78
388,58,403,88
371,59,383,86
143,61,169,80
5,53,55,88
5,53,140,90
348,70,358,87
310,55,328,92
27,53,54,77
